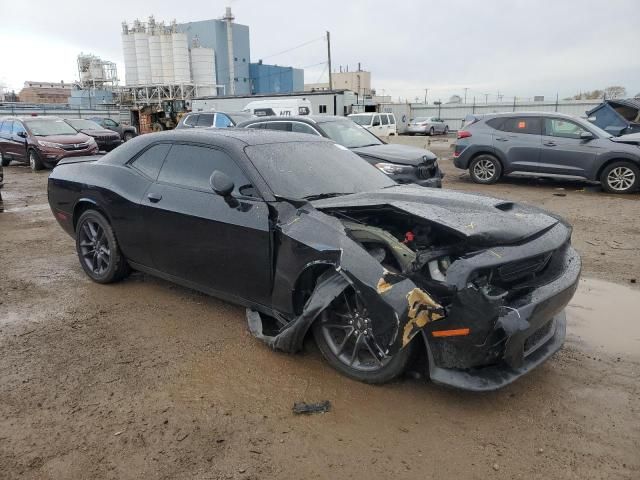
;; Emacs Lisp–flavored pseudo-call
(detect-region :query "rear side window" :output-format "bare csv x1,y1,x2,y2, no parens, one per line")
183,114,198,126
158,144,251,194
245,123,264,129
388,115,396,125
131,143,172,180
196,114,214,127
263,122,291,132
381,115,389,125
494,117,542,135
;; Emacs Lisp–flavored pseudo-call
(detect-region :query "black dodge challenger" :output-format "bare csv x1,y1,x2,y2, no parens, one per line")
48,129,581,391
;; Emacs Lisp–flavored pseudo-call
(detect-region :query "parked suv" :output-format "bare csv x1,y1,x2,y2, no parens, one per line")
454,112,640,194
237,115,442,187
88,117,137,142
348,113,397,136
0,117,98,171
176,111,255,129
64,118,122,152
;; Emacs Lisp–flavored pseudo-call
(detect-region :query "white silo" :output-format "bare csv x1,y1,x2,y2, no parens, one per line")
134,26,151,85
191,46,217,96
160,32,175,84
172,31,191,84
121,23,138,85
148,33,163,84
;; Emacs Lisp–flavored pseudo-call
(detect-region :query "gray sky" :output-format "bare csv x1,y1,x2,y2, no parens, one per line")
1,0,639,101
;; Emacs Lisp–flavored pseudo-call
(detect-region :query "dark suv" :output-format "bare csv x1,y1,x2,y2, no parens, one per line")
236,115,443,188
454,112,640,194
0,117,98,171
89,117,137,142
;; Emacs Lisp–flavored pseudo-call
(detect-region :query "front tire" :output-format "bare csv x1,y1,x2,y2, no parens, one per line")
28,149,43,171
469,154,502,184
312,287,413,384
76,210,130,284
123,132,134,142
428,127,435,136
444,126,449,135
600,161,639,194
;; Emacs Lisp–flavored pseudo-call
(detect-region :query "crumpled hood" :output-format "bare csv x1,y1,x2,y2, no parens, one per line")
610,133,640,145
351,144,437,165
312,185,561,245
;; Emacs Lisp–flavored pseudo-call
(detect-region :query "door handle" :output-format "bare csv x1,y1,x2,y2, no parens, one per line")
147,192,162,203
495,137,508,141
544,141,557,147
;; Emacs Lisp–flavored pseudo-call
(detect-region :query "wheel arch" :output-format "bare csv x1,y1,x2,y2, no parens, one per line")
72,199,111,232
594,157,640,182
469,150,505,170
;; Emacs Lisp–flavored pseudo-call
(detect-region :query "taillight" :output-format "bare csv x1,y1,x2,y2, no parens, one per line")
457,130,472,139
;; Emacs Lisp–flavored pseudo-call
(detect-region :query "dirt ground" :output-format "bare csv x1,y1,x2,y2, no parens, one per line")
1,146,639,480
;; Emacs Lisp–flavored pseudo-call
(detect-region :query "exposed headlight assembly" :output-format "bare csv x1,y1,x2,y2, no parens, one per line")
375,162,413,175
428,256,452,282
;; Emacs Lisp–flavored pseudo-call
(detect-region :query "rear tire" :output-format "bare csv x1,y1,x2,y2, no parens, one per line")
0,151,10,166
123,132,134,142
312,287,414,384
75,210,130,284
428,127,435,136
600,161,639,194
28,149,43,171
444,126,449,135
469,154,502,184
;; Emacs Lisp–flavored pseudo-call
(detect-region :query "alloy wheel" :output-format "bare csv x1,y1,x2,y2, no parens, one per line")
607,166,635,192
29,152,36,170
473,158,496,181
78,220,111,275
319,290,390,372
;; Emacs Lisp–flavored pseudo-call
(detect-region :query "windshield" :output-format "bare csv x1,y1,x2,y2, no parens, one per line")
24,119,78,136
245,141,395,199
319,119,383,148
66,119,103,131
349,115,372,126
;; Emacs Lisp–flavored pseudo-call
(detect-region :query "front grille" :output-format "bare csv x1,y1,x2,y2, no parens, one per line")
524,320,554,356
61,143,90,151
416,164,435,179
496,252,553,283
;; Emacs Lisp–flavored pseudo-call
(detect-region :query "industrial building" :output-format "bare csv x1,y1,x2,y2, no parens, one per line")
68,53,118,107
18,81,72,104
305,65,372,96
249,61,304,94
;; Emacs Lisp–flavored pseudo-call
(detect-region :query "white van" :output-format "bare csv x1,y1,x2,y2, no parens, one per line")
243,99,312,117
348,112,397,136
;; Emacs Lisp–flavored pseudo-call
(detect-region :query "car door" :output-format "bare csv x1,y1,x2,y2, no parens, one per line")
380,114,390,136
9,121,28,161
388,114,397,135
490,116,542,172
0,120,14,158
142,143,272,305
540,117,599,177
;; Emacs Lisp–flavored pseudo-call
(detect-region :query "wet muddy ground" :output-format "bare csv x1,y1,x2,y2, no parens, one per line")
1,155,639,479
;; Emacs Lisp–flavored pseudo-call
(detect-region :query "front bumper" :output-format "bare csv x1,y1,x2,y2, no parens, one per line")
96,139,122,150
39,146,99,165
424,243,581,391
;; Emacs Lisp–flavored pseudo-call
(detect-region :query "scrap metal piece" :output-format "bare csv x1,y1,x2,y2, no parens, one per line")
402,288,446,347
292,400,331,415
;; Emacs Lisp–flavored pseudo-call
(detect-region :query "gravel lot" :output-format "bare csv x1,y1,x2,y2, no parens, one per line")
1,140,639,479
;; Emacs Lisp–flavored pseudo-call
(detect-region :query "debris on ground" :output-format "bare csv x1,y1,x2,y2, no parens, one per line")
292,400,331,415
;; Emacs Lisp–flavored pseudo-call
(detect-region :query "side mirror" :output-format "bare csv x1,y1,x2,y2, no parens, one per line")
587,116,596,122
210,170,234,197
580,131,594,140
17,131,27,138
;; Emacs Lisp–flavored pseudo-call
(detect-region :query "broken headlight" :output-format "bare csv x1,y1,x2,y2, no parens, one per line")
428,256,451,282
375,162,413,175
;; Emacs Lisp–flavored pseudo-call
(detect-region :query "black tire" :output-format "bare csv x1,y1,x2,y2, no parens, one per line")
444,126,449,135
75,210,130,284
428,127,435,136
469,154,502,184
600,161,639,194
123,132,134,142
0,151,10,166
28,149,44,171
312,287,414,384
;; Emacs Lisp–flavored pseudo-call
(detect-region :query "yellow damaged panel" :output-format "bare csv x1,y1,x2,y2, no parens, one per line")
402,288,445,347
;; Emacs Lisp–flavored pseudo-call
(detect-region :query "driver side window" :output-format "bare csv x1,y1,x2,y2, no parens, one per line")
545,118,588,139
372,115,380,127
157,144,257,197
104,119,118,127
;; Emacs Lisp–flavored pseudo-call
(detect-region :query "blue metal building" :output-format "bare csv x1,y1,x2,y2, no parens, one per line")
249,62,304,94
176,18,251,95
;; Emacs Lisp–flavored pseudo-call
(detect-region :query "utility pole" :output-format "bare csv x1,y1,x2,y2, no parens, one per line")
326,31,333,90
484,93,489,103
424,88,428,104
463,87,468,104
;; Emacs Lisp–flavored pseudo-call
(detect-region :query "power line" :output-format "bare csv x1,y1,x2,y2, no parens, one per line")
258,35,326,62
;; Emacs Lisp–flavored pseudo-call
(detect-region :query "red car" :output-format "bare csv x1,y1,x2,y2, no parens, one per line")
0,116,98,171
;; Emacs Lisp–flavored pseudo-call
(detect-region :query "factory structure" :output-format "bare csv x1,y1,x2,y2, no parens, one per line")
119,7,304,103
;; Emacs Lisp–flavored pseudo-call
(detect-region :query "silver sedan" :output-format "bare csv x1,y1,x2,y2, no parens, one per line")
406,117,449,136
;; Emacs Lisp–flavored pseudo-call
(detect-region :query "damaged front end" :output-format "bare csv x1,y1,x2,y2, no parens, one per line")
248,187,581,391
